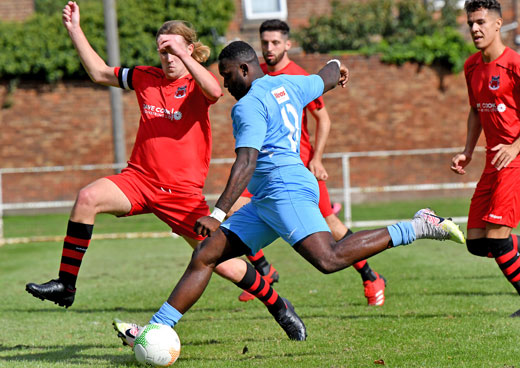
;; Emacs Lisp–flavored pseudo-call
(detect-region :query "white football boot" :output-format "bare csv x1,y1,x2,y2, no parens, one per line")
113,318,142,348
411,208,465,244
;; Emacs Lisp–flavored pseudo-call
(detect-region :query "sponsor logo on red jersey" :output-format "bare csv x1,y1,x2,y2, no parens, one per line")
142,104,182,121
476,102,506,113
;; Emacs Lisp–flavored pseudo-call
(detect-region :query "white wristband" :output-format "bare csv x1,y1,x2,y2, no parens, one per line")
327,59,341,68
209,207,226,222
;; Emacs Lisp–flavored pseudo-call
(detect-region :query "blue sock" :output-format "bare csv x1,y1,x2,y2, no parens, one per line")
149,302,183,327
387,222,416,246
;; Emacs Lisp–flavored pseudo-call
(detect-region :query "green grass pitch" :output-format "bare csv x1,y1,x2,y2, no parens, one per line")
1,199,519,367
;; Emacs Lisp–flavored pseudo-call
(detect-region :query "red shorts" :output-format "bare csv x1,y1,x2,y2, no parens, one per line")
241,179,333,218
106,168,209,241
468,167,520,229
317,180,333,218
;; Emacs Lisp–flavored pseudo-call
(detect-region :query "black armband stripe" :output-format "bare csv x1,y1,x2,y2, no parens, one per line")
117,68,124,89
126,68,134,90
117,67,134,90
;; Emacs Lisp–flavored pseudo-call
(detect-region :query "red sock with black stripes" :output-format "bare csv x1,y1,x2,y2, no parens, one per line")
234,262,286,313
58,220,94,289
353,259,377,281
490,235,520,295
246,249,271,276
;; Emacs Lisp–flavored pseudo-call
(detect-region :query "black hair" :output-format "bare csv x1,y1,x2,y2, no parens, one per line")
218,41,259,64
464,0,502,17
259,19,290,36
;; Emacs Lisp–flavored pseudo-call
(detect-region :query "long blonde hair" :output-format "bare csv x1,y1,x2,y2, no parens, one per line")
156,21,210,63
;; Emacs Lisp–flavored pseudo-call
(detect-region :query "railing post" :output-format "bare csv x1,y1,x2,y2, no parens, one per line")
341,154,352,228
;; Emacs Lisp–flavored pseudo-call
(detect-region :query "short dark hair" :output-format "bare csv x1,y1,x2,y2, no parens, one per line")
218,41,259,64
464,0,502,17
259,19,290,36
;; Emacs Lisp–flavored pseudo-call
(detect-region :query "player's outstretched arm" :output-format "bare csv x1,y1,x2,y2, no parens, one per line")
62,1,118,87
451,107,482,175
194,147,258,237
157,34,222,102
317,60,349,94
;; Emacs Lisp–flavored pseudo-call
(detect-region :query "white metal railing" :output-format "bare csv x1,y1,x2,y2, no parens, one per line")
0,158,235,243
331,147,482,227
0,147,481,243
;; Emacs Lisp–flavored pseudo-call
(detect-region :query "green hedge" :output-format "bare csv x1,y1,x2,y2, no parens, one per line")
0,0,234,82
369,27,476,73
296,0,475,73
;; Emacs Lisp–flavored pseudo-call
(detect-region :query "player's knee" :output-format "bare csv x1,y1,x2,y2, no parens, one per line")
466,238,490,257
190,239,219,269
214,259,246,282
312,257,340,274
188,248,210,271
296,235,341,273
75,187,100,211
190,242,207,262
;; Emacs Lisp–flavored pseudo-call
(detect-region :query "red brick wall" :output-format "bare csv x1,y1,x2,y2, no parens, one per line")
208,54,485,203
0,54,484,207
0,0,34,21
0,0,510,211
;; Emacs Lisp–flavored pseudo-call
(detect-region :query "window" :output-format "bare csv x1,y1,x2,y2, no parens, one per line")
427,0,465,11
242,0,287,21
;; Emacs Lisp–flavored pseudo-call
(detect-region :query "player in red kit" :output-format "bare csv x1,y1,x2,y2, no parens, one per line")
230,19,387,306
451,0,520,317
26,1,304,342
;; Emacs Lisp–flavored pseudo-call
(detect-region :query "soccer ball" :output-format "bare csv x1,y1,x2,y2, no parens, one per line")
134,324,181,367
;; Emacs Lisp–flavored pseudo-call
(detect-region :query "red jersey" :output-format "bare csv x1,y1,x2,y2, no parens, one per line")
464,47,520,172
260,61,324,166
114,66,215,191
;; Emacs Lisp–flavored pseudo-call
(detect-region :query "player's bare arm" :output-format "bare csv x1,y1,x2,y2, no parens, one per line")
308,107,331,181
157,34,222,102
451,107,482,175
194,147,258,237
317,61,349,93
62,1,118,87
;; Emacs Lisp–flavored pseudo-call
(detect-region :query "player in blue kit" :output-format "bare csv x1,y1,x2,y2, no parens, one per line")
220,70,333,252
115,41,465,342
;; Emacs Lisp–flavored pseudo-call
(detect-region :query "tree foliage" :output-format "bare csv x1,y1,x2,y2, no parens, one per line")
0,0,234,82
296,0,475,73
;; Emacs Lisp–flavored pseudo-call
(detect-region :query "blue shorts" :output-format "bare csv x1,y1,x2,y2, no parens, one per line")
221,164,330,255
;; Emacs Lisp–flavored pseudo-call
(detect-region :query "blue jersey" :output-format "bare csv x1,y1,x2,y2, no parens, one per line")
231,74,324,173
222,74,330,250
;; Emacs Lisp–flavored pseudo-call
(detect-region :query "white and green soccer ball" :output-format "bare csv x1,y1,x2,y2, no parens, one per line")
134,324,181,367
